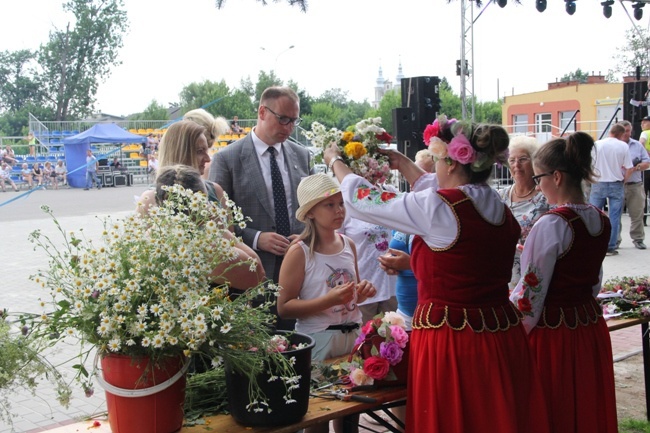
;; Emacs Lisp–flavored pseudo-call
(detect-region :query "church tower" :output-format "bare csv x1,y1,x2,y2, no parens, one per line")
373,65,386,109
395,58,404,91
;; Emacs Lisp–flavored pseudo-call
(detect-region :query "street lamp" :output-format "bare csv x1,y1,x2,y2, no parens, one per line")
260,45,296,69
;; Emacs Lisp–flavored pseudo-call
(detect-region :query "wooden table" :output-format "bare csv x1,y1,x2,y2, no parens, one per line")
607,317,650,420
181,385,406,433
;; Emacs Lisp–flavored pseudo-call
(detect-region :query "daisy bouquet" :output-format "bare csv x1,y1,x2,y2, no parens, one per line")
23,185,301,413
306,117,393,185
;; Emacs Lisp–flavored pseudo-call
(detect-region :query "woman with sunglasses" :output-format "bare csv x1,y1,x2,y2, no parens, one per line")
498,136,550,292
510,132,617,433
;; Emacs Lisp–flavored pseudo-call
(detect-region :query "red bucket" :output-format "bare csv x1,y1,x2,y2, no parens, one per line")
99,354,188,433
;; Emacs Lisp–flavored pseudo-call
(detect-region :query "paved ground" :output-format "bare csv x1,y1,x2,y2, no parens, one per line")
0,186,648,433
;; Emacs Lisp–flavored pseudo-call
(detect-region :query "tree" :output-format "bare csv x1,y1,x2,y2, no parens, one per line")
129,100,169,121
439,78,462,120
475,100,502,124
301,101,342,130
609,28,650,79
0,50,45,113
560,68,589,83
215,0,307,12
38,0,128,120
364,89,401,135
254,70,283,105
179,79,231,116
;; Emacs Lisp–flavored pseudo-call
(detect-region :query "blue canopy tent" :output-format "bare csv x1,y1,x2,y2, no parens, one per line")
62,123,145,188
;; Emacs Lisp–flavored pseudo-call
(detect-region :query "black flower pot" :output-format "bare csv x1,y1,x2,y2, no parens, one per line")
225,331,315,427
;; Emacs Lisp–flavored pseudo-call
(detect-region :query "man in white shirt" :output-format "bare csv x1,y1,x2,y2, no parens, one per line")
589,123,634,255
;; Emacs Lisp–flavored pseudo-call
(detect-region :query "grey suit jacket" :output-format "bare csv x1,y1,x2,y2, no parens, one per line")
208,134,311,279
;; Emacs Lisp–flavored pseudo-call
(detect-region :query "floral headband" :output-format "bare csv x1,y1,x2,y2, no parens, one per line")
423,115,506,172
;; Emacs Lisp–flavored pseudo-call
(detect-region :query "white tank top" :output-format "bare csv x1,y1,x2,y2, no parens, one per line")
295,235,363,334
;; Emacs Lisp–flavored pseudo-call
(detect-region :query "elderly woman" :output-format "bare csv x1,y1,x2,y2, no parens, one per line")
498,136,550,291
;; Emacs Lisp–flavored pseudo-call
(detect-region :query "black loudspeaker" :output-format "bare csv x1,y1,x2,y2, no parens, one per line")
624,81,648,125
401,76,441,136
393,107,426,162
102,173,114,187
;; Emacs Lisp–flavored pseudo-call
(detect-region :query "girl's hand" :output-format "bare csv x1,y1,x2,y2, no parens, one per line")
327,281,357,307
355,279,376,304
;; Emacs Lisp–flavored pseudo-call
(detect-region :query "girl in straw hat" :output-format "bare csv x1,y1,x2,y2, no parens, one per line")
277,173,376,433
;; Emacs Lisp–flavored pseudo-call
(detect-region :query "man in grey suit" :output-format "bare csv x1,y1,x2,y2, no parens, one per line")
209,87,311,328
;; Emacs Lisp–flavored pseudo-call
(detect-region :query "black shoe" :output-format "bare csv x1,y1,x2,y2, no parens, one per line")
606,249,619,256
633,240,647,250
84,188,89,190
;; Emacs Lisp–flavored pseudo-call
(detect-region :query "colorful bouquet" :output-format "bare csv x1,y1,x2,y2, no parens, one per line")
345,311,409,386
306,117,393,185
598,276,650,319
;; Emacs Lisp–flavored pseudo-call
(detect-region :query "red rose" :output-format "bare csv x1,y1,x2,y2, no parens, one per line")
376,132,393,143
357,187,371,200
524,272,539,288
380,191,396,202
363,356,390,380
518,297,532,313
361,320,375,335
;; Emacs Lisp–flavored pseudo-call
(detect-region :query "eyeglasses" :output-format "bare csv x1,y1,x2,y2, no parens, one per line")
531,172,554,185
263,105,302,126
507,156,531,165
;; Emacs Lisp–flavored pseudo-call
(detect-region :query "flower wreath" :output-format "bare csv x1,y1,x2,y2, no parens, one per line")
423,115,507,172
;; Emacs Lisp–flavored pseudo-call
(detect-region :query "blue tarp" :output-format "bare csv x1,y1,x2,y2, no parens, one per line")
62,123,145,188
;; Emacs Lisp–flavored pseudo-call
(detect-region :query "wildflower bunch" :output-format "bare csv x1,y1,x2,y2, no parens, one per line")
24,185,302,413
306,118,393,185
598,276,650,319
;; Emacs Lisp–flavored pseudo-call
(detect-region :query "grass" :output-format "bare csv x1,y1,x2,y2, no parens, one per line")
620,419,650,433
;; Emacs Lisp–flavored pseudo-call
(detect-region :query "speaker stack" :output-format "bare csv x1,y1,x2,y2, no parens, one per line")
623,80,648,140
393,76,441,161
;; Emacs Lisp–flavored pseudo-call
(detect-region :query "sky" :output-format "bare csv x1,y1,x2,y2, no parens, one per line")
1,0,649,117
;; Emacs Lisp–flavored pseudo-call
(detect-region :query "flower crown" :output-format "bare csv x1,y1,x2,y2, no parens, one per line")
423,115,505,172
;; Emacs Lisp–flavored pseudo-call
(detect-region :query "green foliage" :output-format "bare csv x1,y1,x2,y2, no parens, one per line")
609,28,650,80
38,0,129,120
0,50,44,113
301,102,342,130
0,311,71,427
439,78,462,120
619,419,650,433
179,79,231,115
475,100,502,124
365,89,401,135
215,0,308,12
560,68,589,83
129,100,169,121
254,70,283,105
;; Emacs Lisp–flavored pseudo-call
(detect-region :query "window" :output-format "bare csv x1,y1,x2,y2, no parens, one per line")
535,113,552,133
559,111,576,133
513,114,528,134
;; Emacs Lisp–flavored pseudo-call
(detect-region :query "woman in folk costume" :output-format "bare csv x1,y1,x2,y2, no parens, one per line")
511,132,617,433
323,117,549,433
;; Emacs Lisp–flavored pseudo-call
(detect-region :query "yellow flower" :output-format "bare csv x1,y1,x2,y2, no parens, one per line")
344,141,367,159
342,131,354,143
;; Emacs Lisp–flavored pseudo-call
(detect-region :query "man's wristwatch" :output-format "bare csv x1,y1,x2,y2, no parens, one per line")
328,156,344,172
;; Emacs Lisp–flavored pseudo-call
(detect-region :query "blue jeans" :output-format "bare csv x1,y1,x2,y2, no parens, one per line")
589,181,624,250
86,170,100,188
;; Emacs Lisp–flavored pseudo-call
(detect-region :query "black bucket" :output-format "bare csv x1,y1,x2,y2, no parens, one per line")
225,331,315,427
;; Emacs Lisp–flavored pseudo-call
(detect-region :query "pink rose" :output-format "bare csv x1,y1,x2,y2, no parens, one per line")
361,320,375,335
363,356,390,380
423,122,440,146
389,325,409,349
447,136,476,164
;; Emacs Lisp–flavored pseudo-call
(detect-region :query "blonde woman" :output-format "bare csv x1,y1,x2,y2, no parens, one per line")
137,120,225,215
183,108,229,178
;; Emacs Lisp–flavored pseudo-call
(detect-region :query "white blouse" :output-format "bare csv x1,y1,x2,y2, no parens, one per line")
509,204,605,333
340,173,507,250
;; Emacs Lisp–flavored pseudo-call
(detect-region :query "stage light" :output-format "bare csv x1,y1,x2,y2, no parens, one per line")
565,0,576,15
633,2,644,20
496,0,507,8
536,0,547,12
601,0,614,18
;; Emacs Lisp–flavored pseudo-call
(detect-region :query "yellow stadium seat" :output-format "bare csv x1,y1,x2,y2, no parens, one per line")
129,129,138,134
137,129,146,135
146,128,154,134
130,152,141,159
139,160,148,167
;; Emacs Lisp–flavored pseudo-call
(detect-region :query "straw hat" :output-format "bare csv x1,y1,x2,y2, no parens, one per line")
296,174,341,222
